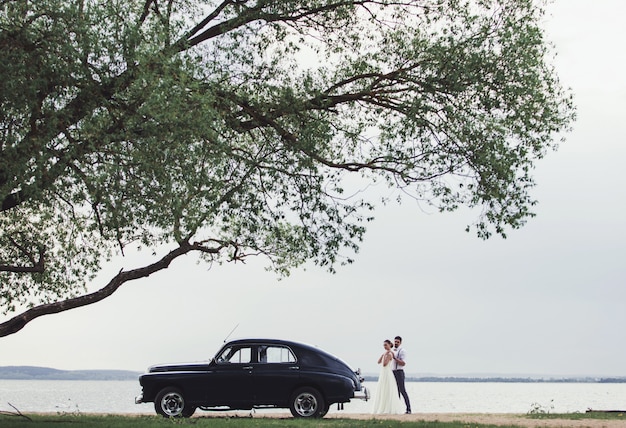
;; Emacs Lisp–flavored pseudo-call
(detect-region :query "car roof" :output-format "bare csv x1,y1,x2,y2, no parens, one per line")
223,338,331,354
224,338,315,349
221,338,348,364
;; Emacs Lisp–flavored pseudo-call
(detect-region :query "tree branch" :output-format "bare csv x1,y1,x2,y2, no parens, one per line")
0,403,32,421
0,240,224,337
0,238,45,274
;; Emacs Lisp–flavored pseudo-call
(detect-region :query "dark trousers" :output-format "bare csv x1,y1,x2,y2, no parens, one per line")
393,369,411,412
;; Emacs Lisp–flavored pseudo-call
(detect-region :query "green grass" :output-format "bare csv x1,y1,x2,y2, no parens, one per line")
526,410,626,420
0,414,518,428
1,412,624,428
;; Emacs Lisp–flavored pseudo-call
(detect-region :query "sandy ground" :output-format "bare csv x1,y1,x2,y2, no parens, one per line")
19,410,626,428
230,412,626,427
21,411,626,427
329,412,626,427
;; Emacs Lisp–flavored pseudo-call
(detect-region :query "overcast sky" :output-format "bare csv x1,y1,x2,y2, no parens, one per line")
2,0,625,378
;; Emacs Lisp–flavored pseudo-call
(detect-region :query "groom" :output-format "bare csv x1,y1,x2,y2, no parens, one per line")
393,336,412,414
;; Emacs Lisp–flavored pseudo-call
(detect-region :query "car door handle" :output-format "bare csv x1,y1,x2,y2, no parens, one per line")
243,366,253,370
289,366,299,370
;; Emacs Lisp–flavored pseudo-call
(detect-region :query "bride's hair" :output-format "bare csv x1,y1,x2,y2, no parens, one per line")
384,339,392,347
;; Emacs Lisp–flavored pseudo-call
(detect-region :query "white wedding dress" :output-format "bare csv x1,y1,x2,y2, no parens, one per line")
371,351,403,414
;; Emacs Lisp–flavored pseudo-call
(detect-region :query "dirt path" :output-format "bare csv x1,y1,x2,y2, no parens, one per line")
247,412,626,427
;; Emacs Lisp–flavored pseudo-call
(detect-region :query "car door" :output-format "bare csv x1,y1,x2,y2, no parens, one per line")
251,345,299,405
205,345,254,407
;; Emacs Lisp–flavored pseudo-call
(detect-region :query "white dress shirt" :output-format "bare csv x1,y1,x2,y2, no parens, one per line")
394,346,407,370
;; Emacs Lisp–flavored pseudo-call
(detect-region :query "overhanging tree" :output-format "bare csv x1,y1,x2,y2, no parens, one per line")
0,0,574,336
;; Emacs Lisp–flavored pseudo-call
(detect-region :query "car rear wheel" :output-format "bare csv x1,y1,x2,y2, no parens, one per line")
154,387,195,418
289,387,325,418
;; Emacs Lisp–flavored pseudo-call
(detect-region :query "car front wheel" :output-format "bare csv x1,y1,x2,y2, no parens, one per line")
154,387,195,418
319,403,330,417
289,387,325,418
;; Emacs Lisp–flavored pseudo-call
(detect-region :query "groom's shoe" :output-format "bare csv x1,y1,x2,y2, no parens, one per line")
405,411,411,414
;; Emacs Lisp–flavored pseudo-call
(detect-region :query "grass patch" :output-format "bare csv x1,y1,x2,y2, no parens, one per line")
2,413,624,428
0,414,520,428
526,410,626,420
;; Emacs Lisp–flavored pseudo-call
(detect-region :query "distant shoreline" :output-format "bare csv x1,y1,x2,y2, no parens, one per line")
364,375,626,383
0,366,140,381
1,366,624,383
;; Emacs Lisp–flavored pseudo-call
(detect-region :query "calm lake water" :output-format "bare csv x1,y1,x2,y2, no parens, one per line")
1,380,624,415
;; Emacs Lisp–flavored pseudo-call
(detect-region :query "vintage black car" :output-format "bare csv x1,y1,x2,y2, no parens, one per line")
135,338,369,418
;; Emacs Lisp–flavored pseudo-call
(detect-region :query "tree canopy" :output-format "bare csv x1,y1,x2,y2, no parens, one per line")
0,0,574,336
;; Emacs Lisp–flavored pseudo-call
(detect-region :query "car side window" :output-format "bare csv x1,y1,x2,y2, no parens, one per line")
217,346,252,364
258,346,296,363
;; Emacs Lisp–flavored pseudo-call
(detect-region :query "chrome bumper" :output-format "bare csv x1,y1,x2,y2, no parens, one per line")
353,385,370,401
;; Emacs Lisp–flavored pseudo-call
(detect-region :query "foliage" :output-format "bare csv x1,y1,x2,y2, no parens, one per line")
0,0,575,334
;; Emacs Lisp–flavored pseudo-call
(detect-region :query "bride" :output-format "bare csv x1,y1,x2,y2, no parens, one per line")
371,339,403,414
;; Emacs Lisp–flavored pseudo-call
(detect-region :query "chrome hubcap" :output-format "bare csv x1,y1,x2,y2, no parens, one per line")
294,392,318,417
161,392,184,417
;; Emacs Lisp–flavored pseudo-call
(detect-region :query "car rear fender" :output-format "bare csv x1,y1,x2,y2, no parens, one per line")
294,371,354,404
